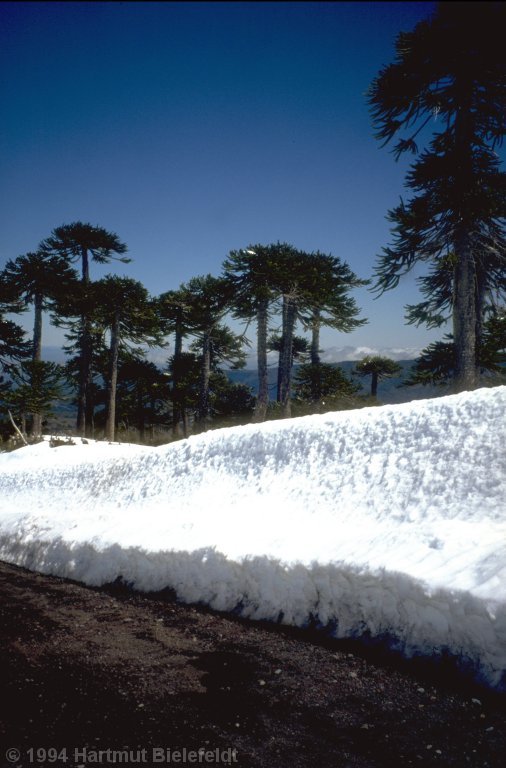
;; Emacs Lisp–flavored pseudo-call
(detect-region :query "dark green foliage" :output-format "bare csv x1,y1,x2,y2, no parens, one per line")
405,310,506,387
165,352,255,436
293,362,360,401
40,222,129,435
40,222,129,280
93,276,166,441
0,316,29,371
208,372,255,417
404,338,456,387
105,356,169,441
368,2,506,391
354,356,402,397
2,361,66,436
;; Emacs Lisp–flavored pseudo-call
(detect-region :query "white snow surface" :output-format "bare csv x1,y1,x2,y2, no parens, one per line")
1,387,505,689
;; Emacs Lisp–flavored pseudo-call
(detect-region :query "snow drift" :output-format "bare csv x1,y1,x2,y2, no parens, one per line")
0,387,505,689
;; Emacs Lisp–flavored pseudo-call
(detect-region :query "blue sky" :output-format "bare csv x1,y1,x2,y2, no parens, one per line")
0,0,446,360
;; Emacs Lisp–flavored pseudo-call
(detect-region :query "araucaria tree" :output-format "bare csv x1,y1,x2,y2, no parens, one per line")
368,2,506,392
223,244,285,422
40,222,129,435
354,356,402,398
93,276,165,442
1,252,78,436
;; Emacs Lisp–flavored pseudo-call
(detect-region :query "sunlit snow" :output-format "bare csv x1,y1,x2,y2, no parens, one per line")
1,387,505,689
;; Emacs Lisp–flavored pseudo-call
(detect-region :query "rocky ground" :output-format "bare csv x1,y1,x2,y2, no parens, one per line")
0,560,505,768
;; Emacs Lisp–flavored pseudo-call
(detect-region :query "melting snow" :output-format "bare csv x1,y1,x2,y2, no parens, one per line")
0,387,505,689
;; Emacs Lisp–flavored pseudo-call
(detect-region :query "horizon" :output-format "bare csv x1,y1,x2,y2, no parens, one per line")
0,0,458,357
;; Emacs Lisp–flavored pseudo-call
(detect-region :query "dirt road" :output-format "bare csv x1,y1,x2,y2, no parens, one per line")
0,560,505,767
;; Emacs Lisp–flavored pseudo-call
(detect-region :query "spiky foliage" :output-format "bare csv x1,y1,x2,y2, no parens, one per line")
4,361,66,437
405,309,506,387
354,356,402,398
369,2,506,391
40,222,129,281
223,243,291,422
93,276,165,441
40,222,129,434
293,363,360,402
178,275,235,423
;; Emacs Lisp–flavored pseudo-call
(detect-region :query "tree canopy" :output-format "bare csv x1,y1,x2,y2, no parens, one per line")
369,1,506,391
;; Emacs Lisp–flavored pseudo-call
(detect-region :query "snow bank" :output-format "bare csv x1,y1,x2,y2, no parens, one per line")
0,388,505,689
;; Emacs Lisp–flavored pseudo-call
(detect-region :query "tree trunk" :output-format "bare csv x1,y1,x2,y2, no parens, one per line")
198,332,211,423
138,389,146,443
31,292,43,438
77,247,90,436
452,79,478,392
172,311,183,436
253,299,269,422
81,246,90,283
310,312,322,401
310,314,321,366
105,314,120,442
77,317,93,437
276,297,288,402
371,372,378,398
475,271,487,373
279,297,296,418
453,243,477,391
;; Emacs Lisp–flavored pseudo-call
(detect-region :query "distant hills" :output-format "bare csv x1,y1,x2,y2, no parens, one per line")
41,347,443,408
227,360,444,405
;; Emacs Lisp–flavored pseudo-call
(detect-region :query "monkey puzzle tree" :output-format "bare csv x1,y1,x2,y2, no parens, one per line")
354,356,402,398
93,276,165,442
157,288,195,436
110,355,168,443
368,1,506,392
223,244,289,422
4,360,66,437
273,249,367,416
180,274,235,424
293,363,360,404
1,252,78,435
40,222,129,435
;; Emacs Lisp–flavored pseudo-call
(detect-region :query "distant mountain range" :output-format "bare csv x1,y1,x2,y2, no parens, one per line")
226,360,443,405
41,346,443,406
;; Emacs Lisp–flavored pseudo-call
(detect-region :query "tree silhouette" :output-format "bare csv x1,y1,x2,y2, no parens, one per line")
354,356,402,398
1,252,78,435
368,2,506,391
223,244,286,422
93,276,164,442
40,222,129,435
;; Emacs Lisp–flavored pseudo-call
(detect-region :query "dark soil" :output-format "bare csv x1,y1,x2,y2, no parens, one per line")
0,560,505,768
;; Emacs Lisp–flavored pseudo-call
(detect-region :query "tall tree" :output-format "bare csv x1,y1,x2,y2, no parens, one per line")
297,251,368,400
40,222,129,435
354,355,402,398
157,289,194,436
1,252,78,435
223,244,290,422
368,1,506,392
273,249,367,416
93,276,165,442
268,333,310,402
180,275,234,424
405,309,506,388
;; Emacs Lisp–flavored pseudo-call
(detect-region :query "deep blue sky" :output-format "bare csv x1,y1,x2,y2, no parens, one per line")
0,1,444,358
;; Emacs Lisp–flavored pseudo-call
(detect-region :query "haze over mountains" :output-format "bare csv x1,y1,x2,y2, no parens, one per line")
42,346,440,405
